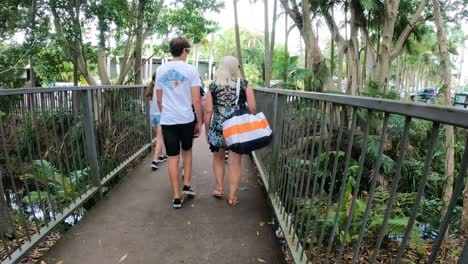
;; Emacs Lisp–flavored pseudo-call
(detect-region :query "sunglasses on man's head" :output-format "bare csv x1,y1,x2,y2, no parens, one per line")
185,48,191,54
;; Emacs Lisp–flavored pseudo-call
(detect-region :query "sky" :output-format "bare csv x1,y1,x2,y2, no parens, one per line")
208,0,468,87
206,0,320,55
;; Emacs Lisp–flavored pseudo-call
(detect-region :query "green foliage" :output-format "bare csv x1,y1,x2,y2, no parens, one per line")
22,160,90,207
161,0,222,44
271,51,310,90
0,45,29,88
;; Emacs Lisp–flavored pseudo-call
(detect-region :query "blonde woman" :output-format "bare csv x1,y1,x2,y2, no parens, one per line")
204,56,257,206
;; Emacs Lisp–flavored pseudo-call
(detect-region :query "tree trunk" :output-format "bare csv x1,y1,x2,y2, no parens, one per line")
263,0,270,87
97,22,111,85
208,34,214,80
268,0,278,87
284,13,289,84
284,13,288,55
29,0,37,87
233,0,245,78
337,47,344,92
459,40,465,90
134,0,146,84
433,0,455,228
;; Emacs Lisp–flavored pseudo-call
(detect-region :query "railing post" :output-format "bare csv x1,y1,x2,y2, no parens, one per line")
143,90,153,148
270,93,286,193
80,88,103,198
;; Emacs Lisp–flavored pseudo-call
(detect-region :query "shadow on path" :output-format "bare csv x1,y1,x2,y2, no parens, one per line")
44,139,286,264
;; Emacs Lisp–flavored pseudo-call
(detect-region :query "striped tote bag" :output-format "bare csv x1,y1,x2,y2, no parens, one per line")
222,79,273,154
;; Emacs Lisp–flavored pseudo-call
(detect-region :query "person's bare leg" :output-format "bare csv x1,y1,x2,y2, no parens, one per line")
168,155,181,198
152,127,159,161
228,151,242,201
154,126,164,160
181,148,192,186
212,149,225,195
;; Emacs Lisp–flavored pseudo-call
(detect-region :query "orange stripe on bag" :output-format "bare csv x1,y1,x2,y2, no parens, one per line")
223,118,269,138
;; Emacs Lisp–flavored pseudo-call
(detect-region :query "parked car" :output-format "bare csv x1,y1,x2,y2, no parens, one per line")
453,92,468,108
410,88,438,102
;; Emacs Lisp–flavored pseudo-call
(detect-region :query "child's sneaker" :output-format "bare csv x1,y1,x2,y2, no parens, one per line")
182,185,196,196
173,198,183,209
151,160,159,171
159,155,168,162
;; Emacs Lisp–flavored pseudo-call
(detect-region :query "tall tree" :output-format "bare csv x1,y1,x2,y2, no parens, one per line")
280,0,330,92
233,0,245,78
134,0,147,84
433,0,455,225
263,0,269,85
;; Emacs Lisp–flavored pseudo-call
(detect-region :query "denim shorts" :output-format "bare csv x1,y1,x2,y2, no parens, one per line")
150,114,161,127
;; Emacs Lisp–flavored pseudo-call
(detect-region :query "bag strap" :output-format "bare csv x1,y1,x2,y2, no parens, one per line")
235,78,240,106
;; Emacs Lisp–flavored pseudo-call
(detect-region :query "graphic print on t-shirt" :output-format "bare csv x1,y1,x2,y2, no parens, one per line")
158,69,188,90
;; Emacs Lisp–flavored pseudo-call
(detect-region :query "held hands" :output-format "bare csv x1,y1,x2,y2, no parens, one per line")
193,122,202,138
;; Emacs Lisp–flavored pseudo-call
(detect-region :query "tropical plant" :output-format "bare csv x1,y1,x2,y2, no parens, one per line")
22,160,90,211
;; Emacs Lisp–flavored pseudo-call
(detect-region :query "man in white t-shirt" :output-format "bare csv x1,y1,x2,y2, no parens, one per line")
156,36,202,209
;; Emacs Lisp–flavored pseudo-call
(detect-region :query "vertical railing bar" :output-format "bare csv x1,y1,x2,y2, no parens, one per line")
0,116,23,240
324,107,358,263
282,97,301,223
81,88,103,198
71,91,86,198
287,98,312,234
274,102,289,205
24,94,49,230
64,90,83,198
370,116,412,264
291,99,314,243
394,122,441,263
305,101,327,262
427,136,468,263
95,89,104,177
317,105,346,250
3,108,37,239
268,93,277,189
327,109,371,264
79,97,92,191
309,103,337,263
57,91,74,195
36,93,59,220
47,92,70,213
289,99,310,237
302,100,327,260
298,99,321,259
31,93,57,221
275,95,291,204
0,134,21,256
349,113,390,264
278,96,294,215
0,191,13,258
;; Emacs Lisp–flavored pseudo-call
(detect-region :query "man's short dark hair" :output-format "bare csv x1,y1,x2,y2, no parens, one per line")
170,36,191,57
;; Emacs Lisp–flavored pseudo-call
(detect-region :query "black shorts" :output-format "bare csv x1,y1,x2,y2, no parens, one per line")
161,121,195,156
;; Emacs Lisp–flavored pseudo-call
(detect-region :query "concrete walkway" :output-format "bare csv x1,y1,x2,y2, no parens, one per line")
44,139,286,264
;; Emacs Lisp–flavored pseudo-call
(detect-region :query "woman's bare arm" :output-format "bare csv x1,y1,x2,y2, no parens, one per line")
246,84,257,114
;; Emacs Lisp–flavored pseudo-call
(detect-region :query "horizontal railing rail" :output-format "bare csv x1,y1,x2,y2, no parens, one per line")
0,85,151,263
252,88,468,264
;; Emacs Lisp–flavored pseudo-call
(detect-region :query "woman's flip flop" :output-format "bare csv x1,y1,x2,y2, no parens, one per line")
212,189,224,199
227,196,239,206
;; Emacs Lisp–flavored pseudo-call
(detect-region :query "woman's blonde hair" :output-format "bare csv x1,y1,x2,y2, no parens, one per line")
214,56,242,86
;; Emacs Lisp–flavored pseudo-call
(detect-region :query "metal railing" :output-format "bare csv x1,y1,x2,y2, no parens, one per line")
252,88,468,264
0,85,151,263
